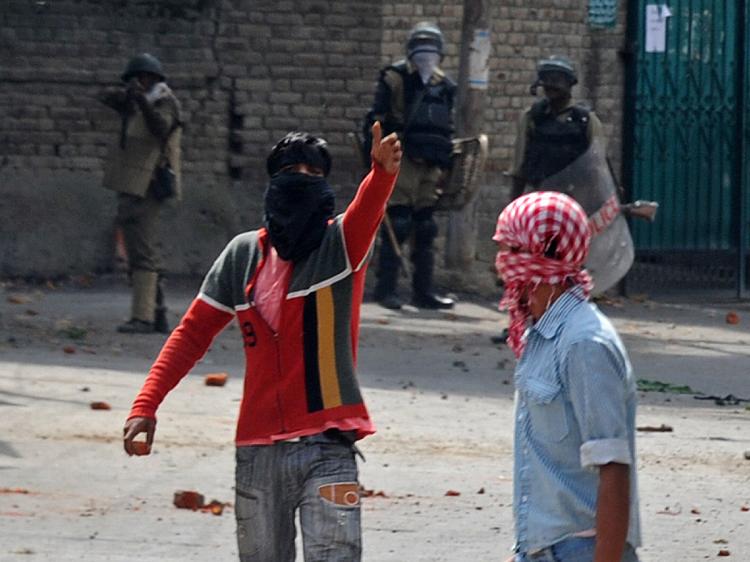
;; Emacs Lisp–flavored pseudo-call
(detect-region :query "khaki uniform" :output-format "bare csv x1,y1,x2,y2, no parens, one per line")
101,89,181,323
388,156,443,209
103,93,182,199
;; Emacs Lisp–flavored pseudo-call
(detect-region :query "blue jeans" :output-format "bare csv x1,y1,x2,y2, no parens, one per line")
516,537,640,562
234,431,361,562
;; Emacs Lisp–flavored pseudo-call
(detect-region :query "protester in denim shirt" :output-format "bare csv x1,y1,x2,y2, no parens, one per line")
493,192,641,562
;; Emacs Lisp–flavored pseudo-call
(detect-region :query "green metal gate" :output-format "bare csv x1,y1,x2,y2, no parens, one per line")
624,0,749,296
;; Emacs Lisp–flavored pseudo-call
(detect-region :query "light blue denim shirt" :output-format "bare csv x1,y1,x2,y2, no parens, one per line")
512,286,641,553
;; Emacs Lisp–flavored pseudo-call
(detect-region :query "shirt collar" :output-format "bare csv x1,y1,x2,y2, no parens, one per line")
531,285,587,339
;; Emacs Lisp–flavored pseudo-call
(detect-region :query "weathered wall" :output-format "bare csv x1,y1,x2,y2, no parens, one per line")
0,0,627,289
0,0,381,277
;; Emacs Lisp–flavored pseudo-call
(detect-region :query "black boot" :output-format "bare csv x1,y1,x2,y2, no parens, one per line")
117,319,155,333
491,328,509,345
153,276,170,334
377,294,404,310
374,207,412,310
412,292,455,309
410,208,454,310
154,306,170,334
373,237,401,309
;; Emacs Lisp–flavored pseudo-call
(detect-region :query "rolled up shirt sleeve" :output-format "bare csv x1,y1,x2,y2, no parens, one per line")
565,339,633,469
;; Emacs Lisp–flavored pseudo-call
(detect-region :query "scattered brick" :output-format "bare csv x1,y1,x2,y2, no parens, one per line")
89,401,111,410
726,312,740,325
359,487,388,499
204,373,229,387
173,490,205,511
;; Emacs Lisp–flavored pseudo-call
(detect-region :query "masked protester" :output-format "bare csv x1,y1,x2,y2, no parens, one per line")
123,124,402,562
509,55,604,201
364,21,456,310
493,192,642,562
99,53,182,334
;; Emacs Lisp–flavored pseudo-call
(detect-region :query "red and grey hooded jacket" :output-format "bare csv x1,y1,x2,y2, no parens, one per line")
128,164,397,444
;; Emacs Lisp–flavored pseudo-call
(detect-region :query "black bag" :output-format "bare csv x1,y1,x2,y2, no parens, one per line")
151,160,176,201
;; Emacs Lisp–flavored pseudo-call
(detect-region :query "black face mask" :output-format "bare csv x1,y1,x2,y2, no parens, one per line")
263,172,336,262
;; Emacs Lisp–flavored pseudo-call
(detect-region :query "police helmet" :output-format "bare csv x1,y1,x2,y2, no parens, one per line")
121,53,166,83
266,132,332,178
406,22,444,59
536,55,578,86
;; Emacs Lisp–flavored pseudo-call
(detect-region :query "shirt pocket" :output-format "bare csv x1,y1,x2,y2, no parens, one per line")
521,376,570,443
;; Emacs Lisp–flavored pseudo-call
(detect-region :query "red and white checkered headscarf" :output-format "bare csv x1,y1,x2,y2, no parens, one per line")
493,191,593,358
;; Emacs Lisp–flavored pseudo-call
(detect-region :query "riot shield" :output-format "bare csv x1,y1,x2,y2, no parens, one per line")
435,134,489,211
530,140,634,295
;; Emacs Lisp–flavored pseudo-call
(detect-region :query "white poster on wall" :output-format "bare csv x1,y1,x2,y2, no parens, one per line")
468,29,491,90
645,4,672,53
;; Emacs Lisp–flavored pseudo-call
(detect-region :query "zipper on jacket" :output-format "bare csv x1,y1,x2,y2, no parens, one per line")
272,332,286,432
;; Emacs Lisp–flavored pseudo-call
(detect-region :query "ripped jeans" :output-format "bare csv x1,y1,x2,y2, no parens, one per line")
234,431,361,562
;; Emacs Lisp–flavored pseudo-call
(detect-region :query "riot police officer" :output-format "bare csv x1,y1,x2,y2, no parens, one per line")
365,22,456,310
510,55,604,201
99,53,182,333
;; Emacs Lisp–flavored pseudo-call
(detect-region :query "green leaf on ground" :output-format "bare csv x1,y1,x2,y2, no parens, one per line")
637,379,699,394
58,326,88,341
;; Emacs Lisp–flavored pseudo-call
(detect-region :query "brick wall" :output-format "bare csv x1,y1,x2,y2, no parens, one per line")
0,0,627,290
380,1,628,292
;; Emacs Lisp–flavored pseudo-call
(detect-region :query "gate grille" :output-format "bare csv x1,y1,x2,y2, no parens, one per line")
624,0,748,294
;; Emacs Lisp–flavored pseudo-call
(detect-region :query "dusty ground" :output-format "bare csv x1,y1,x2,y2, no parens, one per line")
1,276,749,561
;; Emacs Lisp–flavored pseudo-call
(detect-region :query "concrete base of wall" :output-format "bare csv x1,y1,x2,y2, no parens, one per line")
0,169,114,278
0,169,253,278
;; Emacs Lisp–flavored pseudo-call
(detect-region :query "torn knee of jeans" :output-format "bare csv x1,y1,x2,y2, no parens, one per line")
318,482,360,507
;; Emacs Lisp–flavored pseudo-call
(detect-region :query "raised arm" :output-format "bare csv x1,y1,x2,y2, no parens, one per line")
135,92,178,141
342,121,401,268
97,88,130,114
